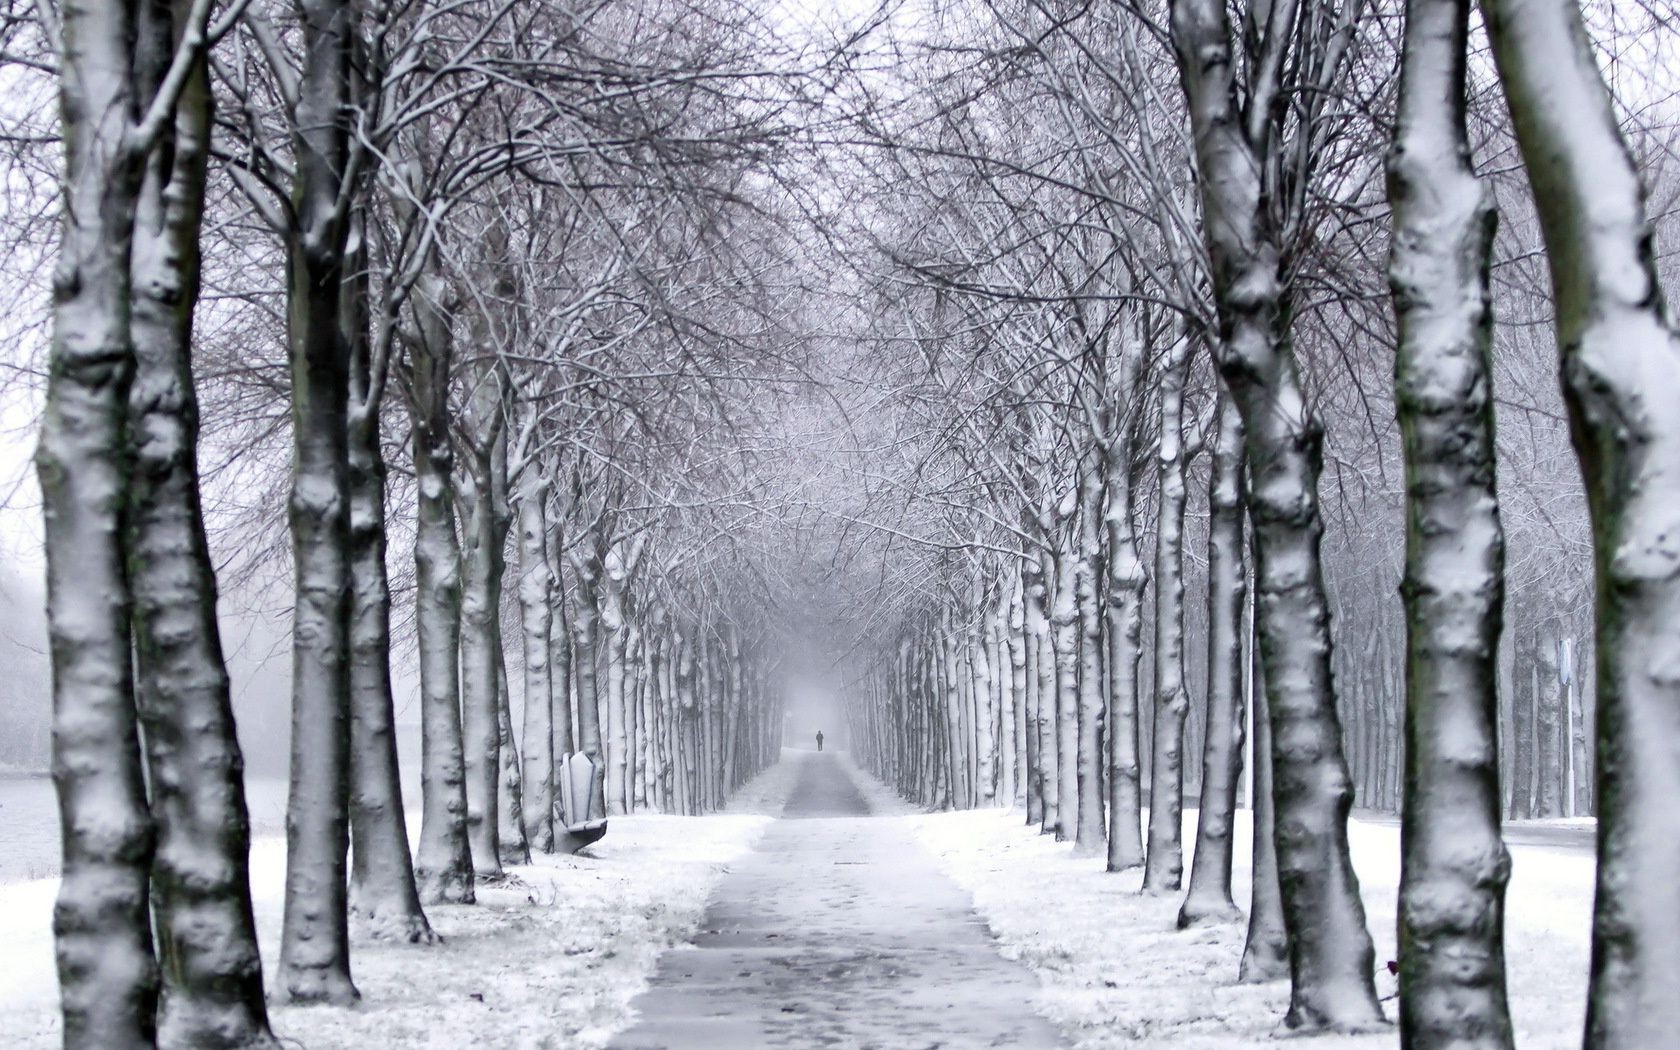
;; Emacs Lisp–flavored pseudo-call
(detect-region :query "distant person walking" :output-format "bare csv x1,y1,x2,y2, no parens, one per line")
815,731,824,752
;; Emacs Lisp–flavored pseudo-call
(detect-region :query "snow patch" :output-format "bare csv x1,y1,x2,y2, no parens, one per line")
0,760,799,1047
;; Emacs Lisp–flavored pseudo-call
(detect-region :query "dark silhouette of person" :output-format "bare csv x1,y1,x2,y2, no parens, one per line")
815,730,824,752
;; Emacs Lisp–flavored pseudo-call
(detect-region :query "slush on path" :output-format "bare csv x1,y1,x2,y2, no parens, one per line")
611,752,1065,1049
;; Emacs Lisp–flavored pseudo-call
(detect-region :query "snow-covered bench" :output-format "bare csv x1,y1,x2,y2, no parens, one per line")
555,752,608,854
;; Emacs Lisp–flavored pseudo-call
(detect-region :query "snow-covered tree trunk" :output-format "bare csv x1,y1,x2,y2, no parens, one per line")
1387,1,1514,1039
277,0,360,1003
1030,562,1058,830
1566,640,1591,815
1050,546,1080,840
1145,343,1191,894
42,0,157,1033
1104,425,1147,873
458,425,505,879
1509,632,1535,818
1073,460,1107,852
495,658,528,865
569,550,606,816
1534,633,1563,818
1180,393,1247,927
1481,5,1680,1033
1240,622,1289,982
990,599,1012,805
125,23,281,1039
515,475,554,852
550,521,575,764
1168,0,1384,1024
600,541,638,816
1007,578,1029,808
407,263,474,906
1021,559,1047,824
344,236,431,944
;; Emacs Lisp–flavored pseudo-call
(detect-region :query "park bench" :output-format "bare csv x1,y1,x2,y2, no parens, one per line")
555,752,609,854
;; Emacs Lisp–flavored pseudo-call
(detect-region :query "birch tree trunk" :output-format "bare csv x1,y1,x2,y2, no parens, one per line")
1145,342,1191,894
1481,6,1680,1033
277,0,360,1002
1168,0,1383,1024
1180,394,1247,927
406,264,474,905
1388,3,1514,1035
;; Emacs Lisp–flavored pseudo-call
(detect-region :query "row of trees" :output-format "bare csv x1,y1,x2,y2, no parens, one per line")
23,0,812,1046
840,0,1679,1045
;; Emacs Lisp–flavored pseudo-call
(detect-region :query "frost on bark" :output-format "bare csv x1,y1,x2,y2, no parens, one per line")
406,263,474,905
127,20,280,1037
1480,0,1680,1041
1387,1,1514,1036
1145,340,1191,894
516,474,555,852
1180,393,1247,927
277,0,359,1004
345,230,431,944
42,0,157,1042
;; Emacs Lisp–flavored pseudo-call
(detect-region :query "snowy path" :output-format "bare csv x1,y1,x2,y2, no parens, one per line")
611,752,1065,1049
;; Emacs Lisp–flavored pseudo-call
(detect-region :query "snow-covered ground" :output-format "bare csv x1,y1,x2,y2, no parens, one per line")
869,777,1594,1047
0,757,800,1049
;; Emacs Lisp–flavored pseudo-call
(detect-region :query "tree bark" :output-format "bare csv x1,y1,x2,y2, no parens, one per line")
345,237,432,943
1050,545,1079,839
1167,0,1384,1025
1180,393,1247,927
496,655,528,865
277,0,360,1003
124,16,281,1039
1388,2,1515,1036
516,476,555,852
1105,422,1147,873
1145,342,1191,893
458,393,506,879
1073,459,1106,852
42,0,157,1041
406,265,474,906
1240,613,1290,982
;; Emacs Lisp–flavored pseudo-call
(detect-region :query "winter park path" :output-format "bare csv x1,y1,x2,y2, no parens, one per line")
610,752,1066,1049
